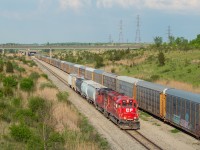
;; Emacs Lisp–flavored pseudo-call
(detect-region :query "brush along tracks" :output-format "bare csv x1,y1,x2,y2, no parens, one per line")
125,130,163,150
34,57,164,150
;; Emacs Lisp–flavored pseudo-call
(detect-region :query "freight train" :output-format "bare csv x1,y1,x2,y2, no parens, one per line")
35,55,200,137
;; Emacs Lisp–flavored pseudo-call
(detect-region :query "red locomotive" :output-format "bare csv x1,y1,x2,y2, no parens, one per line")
95,88,140,129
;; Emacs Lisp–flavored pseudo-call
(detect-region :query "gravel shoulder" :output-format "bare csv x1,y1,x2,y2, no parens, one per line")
34,57,200,150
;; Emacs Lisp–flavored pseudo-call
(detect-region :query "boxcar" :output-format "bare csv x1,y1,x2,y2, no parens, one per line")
103,72,117,91
165,89,200,137
136,81,169,118
116,76,141,98
69,63,75,74
71,74,78,90
94,69,104,85
73,64,81,75
68,74,77,88
51,58,61,68
79,66,86,77
61,61,72,73
60,61,66,72
85,67,95,80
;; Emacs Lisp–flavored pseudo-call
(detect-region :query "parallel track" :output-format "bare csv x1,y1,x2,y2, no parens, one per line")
34,58,164,150
125,130,163,150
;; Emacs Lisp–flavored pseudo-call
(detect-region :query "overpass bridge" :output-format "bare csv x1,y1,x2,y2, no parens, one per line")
0,44,146,57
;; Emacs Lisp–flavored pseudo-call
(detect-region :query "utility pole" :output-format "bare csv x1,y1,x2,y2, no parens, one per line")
135,15,141,43
50,48,52,58
119,20,123,43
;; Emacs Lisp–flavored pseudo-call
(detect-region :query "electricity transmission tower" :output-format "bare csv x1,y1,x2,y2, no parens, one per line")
119,20,123,43
135,15,141,43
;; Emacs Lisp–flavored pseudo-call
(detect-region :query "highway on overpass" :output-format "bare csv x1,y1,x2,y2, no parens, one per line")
0,44,146,50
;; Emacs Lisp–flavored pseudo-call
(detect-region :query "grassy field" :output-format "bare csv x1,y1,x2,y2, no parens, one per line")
55,48,200,93
115,49,200,92
0,55,110,150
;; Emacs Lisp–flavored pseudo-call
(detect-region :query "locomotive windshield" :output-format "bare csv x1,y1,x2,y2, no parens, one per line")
122,100,133,108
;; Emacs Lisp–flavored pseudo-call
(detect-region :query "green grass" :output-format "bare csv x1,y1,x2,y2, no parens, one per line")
139,111,151,121
170,128,180,133
40,82,57,90
153,123,161,126
118,50,200,87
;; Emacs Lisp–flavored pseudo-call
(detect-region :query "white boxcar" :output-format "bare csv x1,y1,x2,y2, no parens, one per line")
68,74,77,87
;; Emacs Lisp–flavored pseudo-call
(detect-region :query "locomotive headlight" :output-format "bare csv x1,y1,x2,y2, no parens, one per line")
124,117,127,119
134,117,136,119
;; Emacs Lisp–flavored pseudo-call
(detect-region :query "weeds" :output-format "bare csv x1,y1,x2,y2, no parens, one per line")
170,128,180,133
40,82,57,90
56,91,71,105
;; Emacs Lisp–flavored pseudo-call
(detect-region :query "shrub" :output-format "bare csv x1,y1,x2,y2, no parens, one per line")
28,97,46,113
29,72,40,81
17,67,25,73
41,74,48,79
56,92,70,105
10,124,32,142
15,109,36,125
3,86,14,97
6,61,14,73
0,73,5,82
111,68,115,73
150,75,160,81
27,135,43,150
20,78,34,92
40,82,56,90
0,88,3,98
47,132,65,149
11,97,22,108
0,60,3,72
29,61,37,67
158,51,165,66
3,76,18,87
187,68,192,73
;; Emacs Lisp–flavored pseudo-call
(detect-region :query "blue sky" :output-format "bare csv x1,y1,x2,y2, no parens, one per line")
0,0,200,44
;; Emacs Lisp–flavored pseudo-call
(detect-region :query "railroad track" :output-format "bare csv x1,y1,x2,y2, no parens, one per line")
125,130,163,150
34,58,164,150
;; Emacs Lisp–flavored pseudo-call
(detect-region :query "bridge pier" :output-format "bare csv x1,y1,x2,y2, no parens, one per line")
2,49,4,55
26,49,29,57
50,48,52,58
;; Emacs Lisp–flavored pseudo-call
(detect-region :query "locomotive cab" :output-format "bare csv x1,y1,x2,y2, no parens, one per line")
116,98,140,129
118,99,139,120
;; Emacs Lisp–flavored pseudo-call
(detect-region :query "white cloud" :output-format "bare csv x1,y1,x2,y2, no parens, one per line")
96,0,200,13
144,0,200,12
58,0,91,11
